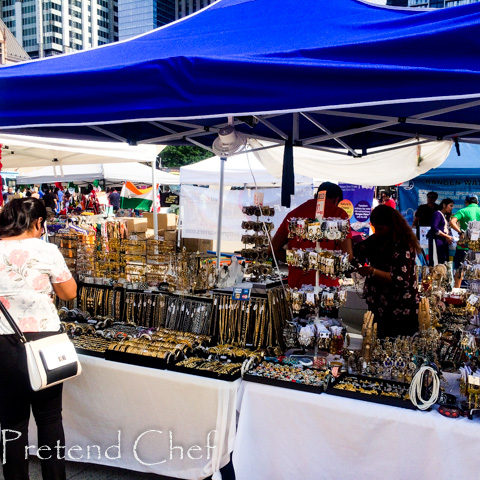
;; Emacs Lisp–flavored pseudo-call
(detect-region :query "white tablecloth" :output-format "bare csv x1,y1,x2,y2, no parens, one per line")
233,381,480,480
43,355,239,480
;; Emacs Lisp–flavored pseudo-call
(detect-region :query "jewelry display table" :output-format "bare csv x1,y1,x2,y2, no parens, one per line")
57,355,239,480
233,380,479,480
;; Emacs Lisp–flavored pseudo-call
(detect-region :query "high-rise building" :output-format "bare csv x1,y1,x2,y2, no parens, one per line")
0,18,30,64
387,0,479,7
118,0,174,40
175,0,214,20
117,0,214,41
0,0,119,59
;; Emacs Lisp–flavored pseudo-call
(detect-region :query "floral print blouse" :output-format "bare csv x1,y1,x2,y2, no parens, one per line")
0,238,72,334
355,235,419,337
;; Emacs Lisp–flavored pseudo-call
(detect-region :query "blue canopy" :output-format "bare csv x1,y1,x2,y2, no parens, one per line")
1,0,480,154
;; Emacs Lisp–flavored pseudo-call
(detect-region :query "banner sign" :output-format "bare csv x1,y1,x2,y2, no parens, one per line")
180,184,313,242
398,177,480,225
338,183,375,235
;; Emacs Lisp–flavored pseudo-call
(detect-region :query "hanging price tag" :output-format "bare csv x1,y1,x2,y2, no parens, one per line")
316,190,326,221
254,192,264,206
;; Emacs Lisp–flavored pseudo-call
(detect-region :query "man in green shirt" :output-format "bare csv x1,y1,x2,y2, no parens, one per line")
450,195,480,287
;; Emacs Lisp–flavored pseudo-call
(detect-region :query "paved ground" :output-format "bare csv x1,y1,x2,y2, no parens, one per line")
0,458,176,480
340,290,368,335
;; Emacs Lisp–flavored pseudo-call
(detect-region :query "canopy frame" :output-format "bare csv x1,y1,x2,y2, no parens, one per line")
17,97,477,159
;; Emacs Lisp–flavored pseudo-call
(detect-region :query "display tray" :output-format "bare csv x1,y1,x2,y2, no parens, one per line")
104,349,170,370
243,372,328,394
75,347,105,359
326,373,416,410
168,363,241,382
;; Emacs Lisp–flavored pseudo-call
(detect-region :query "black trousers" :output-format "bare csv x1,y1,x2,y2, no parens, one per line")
0,333,66,480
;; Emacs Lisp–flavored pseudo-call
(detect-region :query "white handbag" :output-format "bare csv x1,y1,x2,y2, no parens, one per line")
0,301,81,391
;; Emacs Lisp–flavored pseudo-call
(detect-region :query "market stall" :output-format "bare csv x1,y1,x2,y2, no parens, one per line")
179,148,313,248
2,0,480,479
0,134,162,169
16,162,179,186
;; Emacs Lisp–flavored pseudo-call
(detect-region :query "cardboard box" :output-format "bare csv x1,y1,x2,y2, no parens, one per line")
164,230,178,244
159,213,177,231
130,229,156,240
181,238,213,253
125,217,148,233
142,213,177,230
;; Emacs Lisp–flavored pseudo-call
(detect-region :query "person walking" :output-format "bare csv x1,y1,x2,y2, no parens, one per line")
0,198,77,480
428,198,454,266
413,191,439,235
450,195,480,288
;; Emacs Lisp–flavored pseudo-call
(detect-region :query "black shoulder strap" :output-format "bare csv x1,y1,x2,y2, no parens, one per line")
0,301,27,343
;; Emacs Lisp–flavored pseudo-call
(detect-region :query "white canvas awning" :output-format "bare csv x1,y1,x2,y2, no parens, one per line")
180,138,452,187
180,148,313,187
252,138,453,186
0,134,163,169
16,162,179,185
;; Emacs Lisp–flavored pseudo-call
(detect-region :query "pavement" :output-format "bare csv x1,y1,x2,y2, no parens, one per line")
0,458,174,480
0,458,177,480
340,289,368,335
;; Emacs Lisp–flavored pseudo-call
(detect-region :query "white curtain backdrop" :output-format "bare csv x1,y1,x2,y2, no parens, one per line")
253,138,453,186
180,185,314,241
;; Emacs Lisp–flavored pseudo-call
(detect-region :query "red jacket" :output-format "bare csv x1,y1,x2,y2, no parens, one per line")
271,198,351,288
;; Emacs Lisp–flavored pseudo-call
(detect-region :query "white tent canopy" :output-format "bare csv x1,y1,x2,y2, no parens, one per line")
0,134,163,169
180,138,452,188
180,148,313,186
16,162,179,185
251,138,453,187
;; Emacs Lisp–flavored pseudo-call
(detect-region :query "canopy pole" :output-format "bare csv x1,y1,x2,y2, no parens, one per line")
151,158,158,239
216,156,226,274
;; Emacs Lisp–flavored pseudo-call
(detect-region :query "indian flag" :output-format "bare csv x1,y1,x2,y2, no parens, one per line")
120,182,153,211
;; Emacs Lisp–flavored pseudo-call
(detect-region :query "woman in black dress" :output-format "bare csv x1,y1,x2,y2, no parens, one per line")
355,205,421,338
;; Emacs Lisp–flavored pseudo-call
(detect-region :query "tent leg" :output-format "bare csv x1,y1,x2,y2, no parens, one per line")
216,157,226,275
152,158,158,239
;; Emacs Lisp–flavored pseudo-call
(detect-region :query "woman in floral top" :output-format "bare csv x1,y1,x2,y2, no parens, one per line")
355,205,421,339
0,198,77,480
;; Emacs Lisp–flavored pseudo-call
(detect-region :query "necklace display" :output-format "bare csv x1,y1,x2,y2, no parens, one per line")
241,205,275,281
210,287,288,352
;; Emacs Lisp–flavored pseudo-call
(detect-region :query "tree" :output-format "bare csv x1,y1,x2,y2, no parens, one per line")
158,145,213,168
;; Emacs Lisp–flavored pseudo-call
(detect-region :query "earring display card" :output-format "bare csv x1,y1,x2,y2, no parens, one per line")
326,373,417,410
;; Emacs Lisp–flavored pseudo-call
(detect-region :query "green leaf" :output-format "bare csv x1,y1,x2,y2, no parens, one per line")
158,145,213,168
